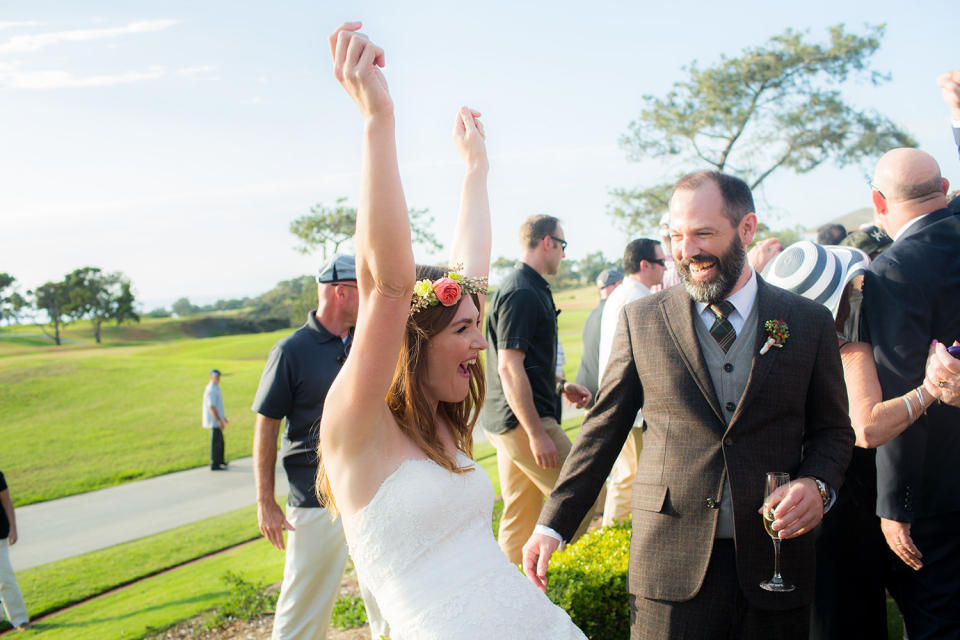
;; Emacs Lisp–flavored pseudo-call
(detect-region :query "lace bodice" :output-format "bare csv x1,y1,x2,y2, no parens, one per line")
342,454,586,640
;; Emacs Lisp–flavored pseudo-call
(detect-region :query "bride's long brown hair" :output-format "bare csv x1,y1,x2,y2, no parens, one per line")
317,264,486,514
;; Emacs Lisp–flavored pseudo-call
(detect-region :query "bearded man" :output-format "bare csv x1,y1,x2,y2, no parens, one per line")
522,171,853,640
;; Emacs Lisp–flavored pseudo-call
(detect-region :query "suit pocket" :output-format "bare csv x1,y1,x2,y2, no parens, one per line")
631,483,668,513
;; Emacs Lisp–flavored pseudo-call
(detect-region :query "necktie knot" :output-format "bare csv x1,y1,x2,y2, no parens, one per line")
709,300,735,322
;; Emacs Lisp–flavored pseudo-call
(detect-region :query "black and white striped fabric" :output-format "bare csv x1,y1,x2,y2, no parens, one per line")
761,241,870,318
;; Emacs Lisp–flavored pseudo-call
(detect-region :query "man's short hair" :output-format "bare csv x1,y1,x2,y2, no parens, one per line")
519,214,560,249
672,171,755,227
816,223,848,245
623,238,662,275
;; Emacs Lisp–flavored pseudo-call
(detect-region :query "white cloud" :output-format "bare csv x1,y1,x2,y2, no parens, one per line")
0,19,178,54
0,61,166,89
0,21,45,31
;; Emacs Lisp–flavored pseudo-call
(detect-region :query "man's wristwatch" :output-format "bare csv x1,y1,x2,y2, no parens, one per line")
812,477,830,508
555,378,567,396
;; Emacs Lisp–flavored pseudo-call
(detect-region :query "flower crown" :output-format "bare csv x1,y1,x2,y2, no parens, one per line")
410,267,488,315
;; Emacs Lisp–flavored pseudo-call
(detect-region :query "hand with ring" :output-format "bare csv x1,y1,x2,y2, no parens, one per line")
923,340,960,407
881,517,922,570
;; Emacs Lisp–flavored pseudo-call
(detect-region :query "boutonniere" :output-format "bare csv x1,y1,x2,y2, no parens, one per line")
760,319,789,355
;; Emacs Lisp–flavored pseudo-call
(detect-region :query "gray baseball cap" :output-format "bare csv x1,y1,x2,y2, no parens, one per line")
596,268,624,288
317,254,357,283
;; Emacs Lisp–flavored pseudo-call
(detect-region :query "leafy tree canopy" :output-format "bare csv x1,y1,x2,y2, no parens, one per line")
290,197,443,260
34,280,71,345
611,23,916,234
63,267,139,343
0,273,28,325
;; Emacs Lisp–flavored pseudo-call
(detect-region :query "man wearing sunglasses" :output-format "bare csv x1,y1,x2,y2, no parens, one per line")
483,214,593,565
251,253,386,640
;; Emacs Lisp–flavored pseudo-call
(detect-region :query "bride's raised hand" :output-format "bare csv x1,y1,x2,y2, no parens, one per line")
453,106,488,172
329,22,392,120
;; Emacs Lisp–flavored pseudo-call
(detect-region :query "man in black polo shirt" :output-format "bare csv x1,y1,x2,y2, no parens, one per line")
252,254,385,640
483,214,593,564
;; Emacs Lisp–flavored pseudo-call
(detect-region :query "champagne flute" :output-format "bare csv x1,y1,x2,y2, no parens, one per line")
759,471,796,592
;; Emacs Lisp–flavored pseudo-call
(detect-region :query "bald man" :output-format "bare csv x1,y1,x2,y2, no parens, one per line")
861,148,960,639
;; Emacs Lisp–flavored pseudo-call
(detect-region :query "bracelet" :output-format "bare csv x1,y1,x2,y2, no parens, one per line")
903,395,916,423
915,387,927,415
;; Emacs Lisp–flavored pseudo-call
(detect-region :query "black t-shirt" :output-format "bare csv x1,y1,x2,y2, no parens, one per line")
251,312,351,508
482,263,559,434
0,472,9,540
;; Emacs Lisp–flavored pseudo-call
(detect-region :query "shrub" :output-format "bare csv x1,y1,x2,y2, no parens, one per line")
546,521,630,640
203,571,278,630
330,595,368,629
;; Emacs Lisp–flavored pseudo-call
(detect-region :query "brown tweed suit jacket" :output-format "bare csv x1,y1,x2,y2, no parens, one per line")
539,277,853,610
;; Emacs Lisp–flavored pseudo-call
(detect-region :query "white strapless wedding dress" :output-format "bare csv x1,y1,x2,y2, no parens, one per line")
341,453,587,640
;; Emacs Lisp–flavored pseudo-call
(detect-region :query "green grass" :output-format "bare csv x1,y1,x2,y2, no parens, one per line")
0,329,290,505
15,503,265,621
22,539,282,639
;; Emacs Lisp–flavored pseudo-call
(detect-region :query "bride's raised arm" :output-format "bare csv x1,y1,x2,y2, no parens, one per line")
449,107,491,313
324,23,414,451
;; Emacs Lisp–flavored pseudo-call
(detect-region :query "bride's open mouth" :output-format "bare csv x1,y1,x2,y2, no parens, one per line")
457,358,475,378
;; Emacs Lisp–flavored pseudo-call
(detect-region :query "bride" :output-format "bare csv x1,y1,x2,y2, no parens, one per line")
317,21,587,640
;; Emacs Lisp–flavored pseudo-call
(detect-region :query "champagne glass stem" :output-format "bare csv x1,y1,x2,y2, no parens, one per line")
771,538,783,584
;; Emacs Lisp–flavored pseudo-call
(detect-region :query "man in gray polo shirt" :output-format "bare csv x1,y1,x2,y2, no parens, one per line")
252,254,385,640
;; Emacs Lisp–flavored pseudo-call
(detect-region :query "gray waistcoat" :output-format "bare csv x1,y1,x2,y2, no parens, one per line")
693,300,760,538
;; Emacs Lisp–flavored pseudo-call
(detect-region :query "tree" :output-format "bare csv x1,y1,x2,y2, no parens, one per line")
490,256,517,284
34,280,70,346
63,267,140,343
290,197,443,260
172,297,198,318
0,273,28,325
546,259,582,291
577,252,619,287
610,24,916,233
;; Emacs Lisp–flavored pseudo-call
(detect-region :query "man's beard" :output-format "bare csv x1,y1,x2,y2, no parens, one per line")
678,234,746,304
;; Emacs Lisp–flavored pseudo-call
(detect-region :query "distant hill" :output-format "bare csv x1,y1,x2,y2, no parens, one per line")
812,207,874,233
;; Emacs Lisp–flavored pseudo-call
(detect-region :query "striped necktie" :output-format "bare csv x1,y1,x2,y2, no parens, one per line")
708,300,736,352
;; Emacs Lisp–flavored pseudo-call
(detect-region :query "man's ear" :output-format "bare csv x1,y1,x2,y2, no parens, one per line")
872,189,887,215
942,176,950,195
739,212,758,246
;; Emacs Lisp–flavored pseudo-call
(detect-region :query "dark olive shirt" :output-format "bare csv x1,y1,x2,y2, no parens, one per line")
252,312,351,508
482,263,559,435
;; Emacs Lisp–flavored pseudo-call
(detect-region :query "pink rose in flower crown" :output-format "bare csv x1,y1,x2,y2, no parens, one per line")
432,277,462,306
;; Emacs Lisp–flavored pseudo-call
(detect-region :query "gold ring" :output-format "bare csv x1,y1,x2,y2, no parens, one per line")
937,379,947,388
896,542,902,546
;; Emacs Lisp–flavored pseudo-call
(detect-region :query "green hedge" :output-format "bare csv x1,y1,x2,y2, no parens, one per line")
547,521,630,640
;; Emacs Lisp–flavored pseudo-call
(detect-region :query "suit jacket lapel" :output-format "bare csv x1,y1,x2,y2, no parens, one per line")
660,287,724,424
728,278,787,429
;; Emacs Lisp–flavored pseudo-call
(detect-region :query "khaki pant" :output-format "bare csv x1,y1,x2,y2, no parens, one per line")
487,417,595,564
602,427,643,527
271,506,387,640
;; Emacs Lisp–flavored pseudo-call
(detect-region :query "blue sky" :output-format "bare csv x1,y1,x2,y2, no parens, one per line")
1,0,956,310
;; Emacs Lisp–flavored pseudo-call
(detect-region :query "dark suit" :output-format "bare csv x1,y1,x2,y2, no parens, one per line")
861,208,960,639
539,278,853,638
